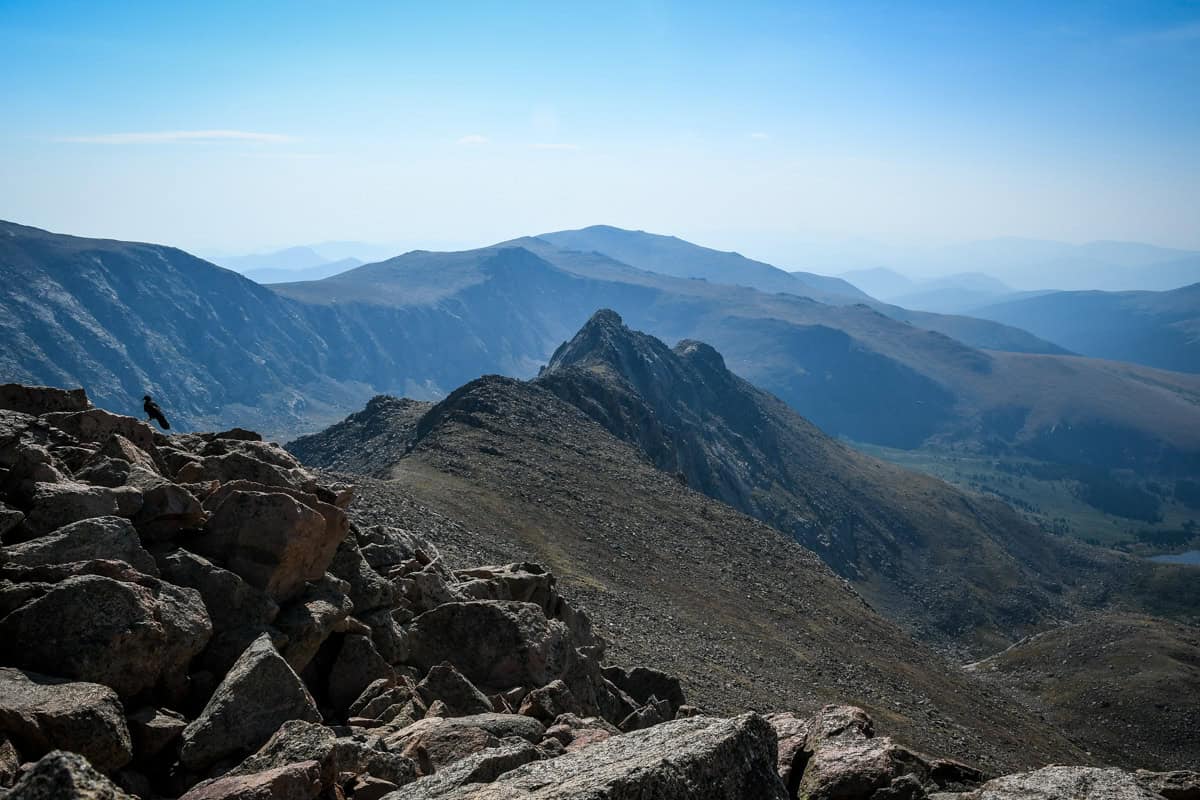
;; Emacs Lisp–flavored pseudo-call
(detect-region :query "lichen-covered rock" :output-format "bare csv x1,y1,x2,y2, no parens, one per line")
0,573,210,697
542,714,620,753
3,516,158,576
416,663,494,718
383,718,500,772
383,713,787,800
334,731,419,787
518,680,578,724
0,734,18,788
194,490,342,602
177,760,323,800
764,711,811,793
179,634,321,770
215,720,338,790
405,601,573,692
0,669,132,773
2,751,134,800
960,766,1163,799
391,738,544,799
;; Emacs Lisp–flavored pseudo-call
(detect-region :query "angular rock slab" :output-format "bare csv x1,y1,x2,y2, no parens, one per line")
0,668,133,773
177,760,323,800
3,516,158,576
196,490,341,602
383,713,786,800
395,738,544,800
180,634,321,770
960,766,1164,799
0,384,90,416
2,750,134,800
0,573,210,697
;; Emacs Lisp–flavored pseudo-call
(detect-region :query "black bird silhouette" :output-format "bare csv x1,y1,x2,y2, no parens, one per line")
143,395,170,430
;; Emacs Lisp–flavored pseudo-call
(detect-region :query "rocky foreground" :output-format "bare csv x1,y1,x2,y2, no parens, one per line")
0,383,1195,800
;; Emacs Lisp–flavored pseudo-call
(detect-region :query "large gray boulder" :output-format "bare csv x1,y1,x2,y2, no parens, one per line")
179,634,321,771
0,573,210,697
3,517,158,576
42,409,156,454
1,751,134,800
405,601,573,692
960,766,1164,799
193,490,343,602
22,482,143,535
383,713,786,800
0,668,132,772
390,738,544,799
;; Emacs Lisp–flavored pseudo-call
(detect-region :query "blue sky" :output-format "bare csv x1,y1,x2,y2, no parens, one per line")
1,0,1198,262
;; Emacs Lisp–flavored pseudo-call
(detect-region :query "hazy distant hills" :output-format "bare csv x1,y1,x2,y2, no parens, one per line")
539,225,869,303
214,245,365,284
4,219,1200,474
841,267,1031,314
970,284,1200,374
832,238,1200,293
542,226,1065,355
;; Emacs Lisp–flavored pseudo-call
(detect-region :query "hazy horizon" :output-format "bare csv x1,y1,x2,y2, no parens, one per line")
2,1,1199,267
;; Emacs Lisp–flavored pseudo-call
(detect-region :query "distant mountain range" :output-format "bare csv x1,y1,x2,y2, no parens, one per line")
804,237,1200,292
969,284,1200,374
3,219,1199,474
839,267,1027,313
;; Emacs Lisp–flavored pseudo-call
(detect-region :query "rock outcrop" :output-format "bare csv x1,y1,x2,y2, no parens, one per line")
0,383,1187,800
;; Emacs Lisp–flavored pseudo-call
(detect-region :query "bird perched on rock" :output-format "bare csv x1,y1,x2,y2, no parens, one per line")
143,395,170,430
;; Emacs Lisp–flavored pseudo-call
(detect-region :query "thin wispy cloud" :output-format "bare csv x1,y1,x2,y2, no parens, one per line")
456,134,489,145
749,132,770,140
55,130,297,144
532,142,581,151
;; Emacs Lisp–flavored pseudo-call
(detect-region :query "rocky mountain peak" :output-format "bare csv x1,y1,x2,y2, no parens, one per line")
544,308,658,375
